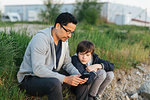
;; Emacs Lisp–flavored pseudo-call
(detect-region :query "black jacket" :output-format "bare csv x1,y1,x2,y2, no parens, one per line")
71,53,114,84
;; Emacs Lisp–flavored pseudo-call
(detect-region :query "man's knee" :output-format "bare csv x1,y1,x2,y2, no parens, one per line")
46,78,62,91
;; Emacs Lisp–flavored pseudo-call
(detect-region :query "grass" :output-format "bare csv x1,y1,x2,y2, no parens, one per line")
0,23,150,99
0,21,48,27
0,30,32,100
70,24,150,68
0,21,15,27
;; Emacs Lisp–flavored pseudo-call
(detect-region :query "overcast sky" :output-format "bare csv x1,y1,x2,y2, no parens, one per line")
1,0,150,16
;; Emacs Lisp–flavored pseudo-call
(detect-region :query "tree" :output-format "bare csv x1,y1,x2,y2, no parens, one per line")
74,0,102,25
39,0,61,24
0,11,2,21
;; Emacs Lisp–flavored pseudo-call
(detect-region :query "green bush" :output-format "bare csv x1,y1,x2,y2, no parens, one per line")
39,0,61,24
74,0,102,25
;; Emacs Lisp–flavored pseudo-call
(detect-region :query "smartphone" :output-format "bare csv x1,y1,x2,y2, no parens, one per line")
80,73,90,79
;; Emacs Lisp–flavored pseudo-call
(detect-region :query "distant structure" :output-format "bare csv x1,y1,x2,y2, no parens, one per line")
0,1,2,13
101,2,150,27
4,4,74,21
1,12,21,22
5,5,45,21
3,1,150,26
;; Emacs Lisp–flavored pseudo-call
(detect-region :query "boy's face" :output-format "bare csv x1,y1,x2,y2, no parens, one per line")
78,52,92,64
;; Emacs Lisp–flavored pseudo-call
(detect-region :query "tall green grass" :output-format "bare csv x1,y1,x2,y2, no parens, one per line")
0,31,31,100
69,24,150,69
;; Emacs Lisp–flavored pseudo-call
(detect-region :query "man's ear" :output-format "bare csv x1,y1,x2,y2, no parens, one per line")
55,23,61,29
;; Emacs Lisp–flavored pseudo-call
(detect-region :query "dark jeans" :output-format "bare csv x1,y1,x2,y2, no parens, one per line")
72,84,89,100
19,76,63,100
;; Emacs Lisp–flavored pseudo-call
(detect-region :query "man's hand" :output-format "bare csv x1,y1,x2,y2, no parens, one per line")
86,64,102,72
64,75,88,86
79,78,88,84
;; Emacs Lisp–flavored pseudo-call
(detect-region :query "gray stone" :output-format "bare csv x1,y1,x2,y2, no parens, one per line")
136,66,147,73
136,71,142,76
130,93,138,99
138,80,150,99
146,73,150,80
140,63,146,67
127,75,131,80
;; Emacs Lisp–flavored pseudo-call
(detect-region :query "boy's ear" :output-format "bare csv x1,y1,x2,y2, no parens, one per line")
55,23,61,29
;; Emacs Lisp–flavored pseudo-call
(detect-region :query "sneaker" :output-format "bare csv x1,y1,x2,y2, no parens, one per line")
94,96,101,100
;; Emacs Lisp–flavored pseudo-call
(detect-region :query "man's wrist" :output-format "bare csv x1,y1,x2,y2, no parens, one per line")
64,76,68,83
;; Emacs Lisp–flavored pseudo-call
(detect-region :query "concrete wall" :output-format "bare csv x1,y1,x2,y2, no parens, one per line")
4,4,74,21
101,2,149,24
5,5,45,21
4,2,150,25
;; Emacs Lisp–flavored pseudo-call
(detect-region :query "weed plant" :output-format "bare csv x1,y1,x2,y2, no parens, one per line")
69,24,150,69
0,31,31,99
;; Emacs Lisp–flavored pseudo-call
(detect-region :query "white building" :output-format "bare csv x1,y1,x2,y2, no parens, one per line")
101,2,150,26
1,12,21,22
0,1,2,13
3,0,150,26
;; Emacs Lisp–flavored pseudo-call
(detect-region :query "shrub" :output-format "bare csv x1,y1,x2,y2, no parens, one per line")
39,0,61,24
74,0,102,25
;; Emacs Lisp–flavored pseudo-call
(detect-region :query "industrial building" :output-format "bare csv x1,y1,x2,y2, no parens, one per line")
3,1,150,26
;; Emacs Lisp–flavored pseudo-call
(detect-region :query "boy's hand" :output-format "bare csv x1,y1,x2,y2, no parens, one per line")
64,75,87,86
86,64,102,72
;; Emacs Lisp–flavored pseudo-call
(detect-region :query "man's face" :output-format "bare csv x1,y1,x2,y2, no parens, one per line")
56,23,76,42
78,52,92,64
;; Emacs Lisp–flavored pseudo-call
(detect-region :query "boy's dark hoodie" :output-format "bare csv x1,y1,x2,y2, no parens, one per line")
71,53,114,84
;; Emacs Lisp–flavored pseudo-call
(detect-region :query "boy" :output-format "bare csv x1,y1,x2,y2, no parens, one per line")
72,40,114,100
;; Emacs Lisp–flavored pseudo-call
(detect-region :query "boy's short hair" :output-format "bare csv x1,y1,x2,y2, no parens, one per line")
77,40,95,55
54,12,77,27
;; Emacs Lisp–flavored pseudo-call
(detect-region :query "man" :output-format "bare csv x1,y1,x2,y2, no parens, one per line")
17,12,87,100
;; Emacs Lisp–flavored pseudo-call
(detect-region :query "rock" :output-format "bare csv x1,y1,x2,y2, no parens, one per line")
127,75,131,80
138,95,143,100
136,71,142,76
130,93,138,99
138,80,150,99
140,63,145,67
136,66,147,73
146,73,150,80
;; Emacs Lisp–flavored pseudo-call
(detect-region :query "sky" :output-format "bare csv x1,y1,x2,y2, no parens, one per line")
0,0,150,16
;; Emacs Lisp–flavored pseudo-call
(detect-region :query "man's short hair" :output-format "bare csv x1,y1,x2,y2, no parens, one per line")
76,40,95,55
54,12,77,27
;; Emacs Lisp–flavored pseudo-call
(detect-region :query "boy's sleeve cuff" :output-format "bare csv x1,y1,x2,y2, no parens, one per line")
91,71,97,76
101,63,104,69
